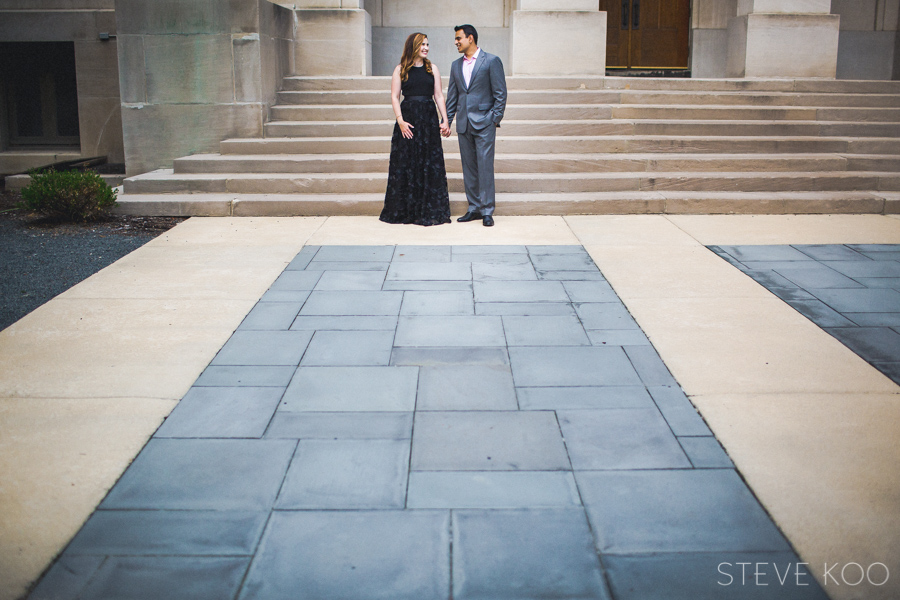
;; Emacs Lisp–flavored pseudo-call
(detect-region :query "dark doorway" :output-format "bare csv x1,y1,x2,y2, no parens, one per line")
0,42,80,147
601,0,691,71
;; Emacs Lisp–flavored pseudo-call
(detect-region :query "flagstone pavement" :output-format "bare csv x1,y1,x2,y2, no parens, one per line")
2,215,899,600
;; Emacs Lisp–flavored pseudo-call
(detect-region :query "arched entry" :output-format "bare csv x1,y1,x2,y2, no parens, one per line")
600,0,691,72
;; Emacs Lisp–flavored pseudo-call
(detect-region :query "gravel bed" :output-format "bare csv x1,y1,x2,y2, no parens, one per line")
0,188,185,331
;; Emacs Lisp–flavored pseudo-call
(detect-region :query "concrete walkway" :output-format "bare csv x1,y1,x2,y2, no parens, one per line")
2,215,899,599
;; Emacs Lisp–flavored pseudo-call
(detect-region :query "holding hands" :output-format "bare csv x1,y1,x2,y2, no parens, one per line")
440,122,451,137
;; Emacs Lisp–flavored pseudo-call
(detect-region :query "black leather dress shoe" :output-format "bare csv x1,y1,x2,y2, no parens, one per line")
483,215,494,227
457,212,482,223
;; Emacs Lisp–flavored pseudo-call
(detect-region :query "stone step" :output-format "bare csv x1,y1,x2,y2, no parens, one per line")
264,119,899,138
274,89,900,108
221,135,900,156
174,153,867,175
124,169,900,195
114,190,900,217
270,104,614,121
283,76,900,94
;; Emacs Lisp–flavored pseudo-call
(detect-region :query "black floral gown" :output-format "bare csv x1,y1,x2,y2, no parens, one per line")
380,65,451,226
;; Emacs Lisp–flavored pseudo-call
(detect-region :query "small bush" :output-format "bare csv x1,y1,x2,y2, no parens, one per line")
19,169,118,222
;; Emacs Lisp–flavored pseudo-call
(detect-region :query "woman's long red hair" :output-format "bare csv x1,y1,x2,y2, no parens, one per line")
399,32,432,81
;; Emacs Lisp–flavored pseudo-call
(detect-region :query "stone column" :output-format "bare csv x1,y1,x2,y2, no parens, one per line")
292,0,372,75
726,0,840,78
510,0,606,75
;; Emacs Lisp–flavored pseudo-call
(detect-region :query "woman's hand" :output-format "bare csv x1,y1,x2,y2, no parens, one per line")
398,119,414,139
440,123,451,137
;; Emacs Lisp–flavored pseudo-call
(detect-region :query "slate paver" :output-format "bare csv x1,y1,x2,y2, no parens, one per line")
312,270,386,290
237,302,304,330
538,270,607,281
407,472,581,509
648,386,713,437
27,555,104,600
290,315,398,330
193,365,295,388
811,287,900,313
474,280,569,303
210,331,313,366
155,387,283,438
509,346,643,387
268,270,321,291
823,326,900,363
774,264,864,289
502,315,591,346
529,252,599,271
265,412,413,440
717,245,813,262
239,511,450,600
794,244,867,262
275,440,409,509
411,411,571,471
575,302,640,330
311,245,395,262
516,386,655,410
386,262,472,281
788,300,858,327
823,259,900,278
400,290,474,316
623,345,678,386
679,436,734,469
394,315,506,347
281,366,418,412
390,346,510,366
300,330,394,365
475,301,575,316
472,261,538,281
562,280,616,303
416,365,518,410
452,509,611,600
586,329,651,346
392,245,451,262
299,290,403,316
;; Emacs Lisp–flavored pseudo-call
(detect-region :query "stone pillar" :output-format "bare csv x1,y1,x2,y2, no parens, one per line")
293,0,372,75
115,0,294,176
510,0,606,75
726,0,840,78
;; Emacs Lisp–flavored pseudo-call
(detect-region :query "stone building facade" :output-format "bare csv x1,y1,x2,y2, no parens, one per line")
1,0,899,177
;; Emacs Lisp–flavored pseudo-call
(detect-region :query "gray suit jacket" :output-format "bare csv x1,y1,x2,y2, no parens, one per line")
446,50,507,135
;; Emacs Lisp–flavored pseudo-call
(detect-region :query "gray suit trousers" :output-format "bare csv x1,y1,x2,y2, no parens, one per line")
457,123,496,216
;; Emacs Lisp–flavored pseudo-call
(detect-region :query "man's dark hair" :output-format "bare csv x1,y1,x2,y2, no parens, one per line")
455,24,478,46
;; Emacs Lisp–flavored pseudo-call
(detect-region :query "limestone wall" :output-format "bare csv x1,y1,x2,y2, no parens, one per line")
115,0,294,175
832,0,900,80
690,0,737,78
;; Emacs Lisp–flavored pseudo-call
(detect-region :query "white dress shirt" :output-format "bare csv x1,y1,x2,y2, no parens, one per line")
463,48,480,88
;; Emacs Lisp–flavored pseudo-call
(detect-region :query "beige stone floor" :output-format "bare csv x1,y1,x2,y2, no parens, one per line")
2,215,899,600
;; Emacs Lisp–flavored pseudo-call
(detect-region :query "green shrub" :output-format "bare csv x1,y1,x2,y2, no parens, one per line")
19,169,118,222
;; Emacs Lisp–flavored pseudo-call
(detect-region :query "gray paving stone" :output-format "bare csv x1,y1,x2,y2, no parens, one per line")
392,245,451,262
527,245,586,254
538,270,608,281
312,245,395,262
417,365,518,410
577,470,791,553
299,290,403,316
774,265,864,289
237,302,303,330
603,552,828,600
284,245,319,270
258,289,312,303
648,386,712,437
744,269,803,290
788,300,857,327
845,312,900,326
848,243,900,253
872,361,900,383
502,315,590,346
717,245,813,263
290,315,398,330
210,331,313,366
101,439,296,510
313,270,386,291
509,346,643,387
474,280,569,303
811,287,900,313
563,280,616,303
275,440,409,509
395,315,506,347
407,472,581,509
155,387,283,438
823,259,900,278
77,556,250,600
383,280,473,291
452,509,610,600
742,260,822,271
304,261,390,271
623,345,678,386
452,253,532,265
680,436,734,468
476,302,575,316
265,412,413,440
529,252,599,271
411,411,571,471
558,409,691,470
858,250,900,261
28,555,103,600
66,510,268,555
452,245,527,255
268,270,322,291
855,277,900,289
768,286,817,302
194,366,295,388
386,262,472,281
281,366,418,412
239,511,450,600
391,346,510,366
517,386,654,410
400,290,474,316
472,262,538,281
300,330,394,365
794,244,867,262
575,302,640,330
824,326,900,364
586,329,651,346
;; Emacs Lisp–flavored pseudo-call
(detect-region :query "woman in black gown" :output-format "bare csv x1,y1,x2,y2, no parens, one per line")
380,33,451,226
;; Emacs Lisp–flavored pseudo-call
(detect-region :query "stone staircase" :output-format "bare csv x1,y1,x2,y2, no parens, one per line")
118,75,900,216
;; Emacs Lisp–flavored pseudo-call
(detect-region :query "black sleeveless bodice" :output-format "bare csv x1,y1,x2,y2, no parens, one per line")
402,65,434,97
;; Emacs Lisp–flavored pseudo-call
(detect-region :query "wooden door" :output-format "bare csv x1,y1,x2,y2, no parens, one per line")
600,0,690,70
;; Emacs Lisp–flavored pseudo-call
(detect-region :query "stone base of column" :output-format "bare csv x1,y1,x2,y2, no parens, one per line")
510,10,607,76
726,13,839,78
294,9,372,76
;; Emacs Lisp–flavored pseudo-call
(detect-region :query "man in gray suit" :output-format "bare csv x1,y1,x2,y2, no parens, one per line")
445,24,507,227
